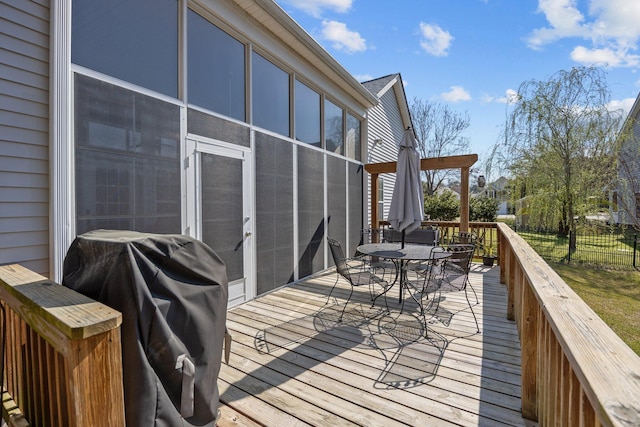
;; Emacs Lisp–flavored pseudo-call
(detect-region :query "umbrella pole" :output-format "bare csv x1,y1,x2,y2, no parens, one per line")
401,229,405,249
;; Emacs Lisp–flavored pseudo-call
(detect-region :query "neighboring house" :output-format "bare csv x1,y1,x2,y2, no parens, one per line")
1,0,378,307
612,92,640,226
361,73,413,225
477,176,510,215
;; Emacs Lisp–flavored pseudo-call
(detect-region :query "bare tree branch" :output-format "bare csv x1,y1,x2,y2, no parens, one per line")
410,98,470,195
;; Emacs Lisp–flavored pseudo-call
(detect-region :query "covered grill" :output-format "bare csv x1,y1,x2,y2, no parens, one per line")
63,230,228,427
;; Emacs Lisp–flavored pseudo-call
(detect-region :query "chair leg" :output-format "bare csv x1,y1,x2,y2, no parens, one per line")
463,285,480,333
371,281,392,312
326,274,340,306
338,286,354,322
467,280,479,304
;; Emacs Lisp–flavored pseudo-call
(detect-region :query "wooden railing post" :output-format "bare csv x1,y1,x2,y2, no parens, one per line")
521,279,538,420
496,223,640,425
0,264,125,427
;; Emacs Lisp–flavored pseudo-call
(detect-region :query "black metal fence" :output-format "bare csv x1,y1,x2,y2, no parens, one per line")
517,229,639,268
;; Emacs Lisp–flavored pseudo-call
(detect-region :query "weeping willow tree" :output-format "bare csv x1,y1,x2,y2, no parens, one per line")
497,66,623,236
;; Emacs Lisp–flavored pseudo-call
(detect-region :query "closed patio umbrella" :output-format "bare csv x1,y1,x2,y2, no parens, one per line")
388,127,424,247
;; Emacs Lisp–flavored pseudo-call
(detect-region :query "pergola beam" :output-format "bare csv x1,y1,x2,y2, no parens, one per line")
365,154,478,232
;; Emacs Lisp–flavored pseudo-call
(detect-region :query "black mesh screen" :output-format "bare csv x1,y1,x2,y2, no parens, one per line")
327,156,347,262
255,132,294,294
348,162,364,257
298,147,325,278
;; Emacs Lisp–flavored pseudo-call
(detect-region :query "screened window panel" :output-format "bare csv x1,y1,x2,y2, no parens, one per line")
294,79,320,147
298,147,325,277
187,109,250,147
325,100,343,154
255,133,294,294
72,0,178,97
327,155,347,259
75,75,180,235
252,52,290,136
187,10,245,121
201,154,244,282
348,162,364,256
346,113,362,161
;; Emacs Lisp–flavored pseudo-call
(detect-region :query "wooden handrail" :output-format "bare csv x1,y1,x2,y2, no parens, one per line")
496,223,640,426
376,220,498,260
374,220,640,423
0,264,125,427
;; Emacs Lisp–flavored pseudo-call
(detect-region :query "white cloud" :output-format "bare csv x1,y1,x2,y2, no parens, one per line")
589,0,640,43
419,23,454,57
608,97,636,114
321,20,367,53
279,0,352,17
354,73,374,82
570,45,640,67
499,89,519,104
441,86,471,102
481,93,495,103
526,0,587,49
527,0,640,68
481,88,518,104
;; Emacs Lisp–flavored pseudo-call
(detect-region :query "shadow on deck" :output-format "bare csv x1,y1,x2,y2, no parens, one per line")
217,264,537,427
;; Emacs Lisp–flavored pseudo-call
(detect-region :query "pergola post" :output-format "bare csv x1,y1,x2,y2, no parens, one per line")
370,173,379,230
460,166,470,232
365,154,478,232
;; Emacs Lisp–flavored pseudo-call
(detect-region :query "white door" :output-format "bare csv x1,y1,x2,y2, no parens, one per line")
185,138,254,307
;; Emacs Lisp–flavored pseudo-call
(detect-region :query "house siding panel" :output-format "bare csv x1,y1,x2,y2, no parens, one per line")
0,0,50,276
366,82,405,224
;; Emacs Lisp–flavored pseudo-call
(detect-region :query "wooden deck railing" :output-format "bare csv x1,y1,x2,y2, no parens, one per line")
375,220,640,424
377,220,498,258
496,222,640,426
0,264,125,427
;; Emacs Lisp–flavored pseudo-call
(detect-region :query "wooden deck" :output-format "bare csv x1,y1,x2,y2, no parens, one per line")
216,264,537,427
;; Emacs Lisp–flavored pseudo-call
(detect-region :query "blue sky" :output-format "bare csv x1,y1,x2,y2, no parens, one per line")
275,0,640,163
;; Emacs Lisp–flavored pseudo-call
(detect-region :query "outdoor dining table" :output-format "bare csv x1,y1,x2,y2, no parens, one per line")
356,243,451,309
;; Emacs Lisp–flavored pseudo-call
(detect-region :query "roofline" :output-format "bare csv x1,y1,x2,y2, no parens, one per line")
363,73,413,129
234,0,378,108
392,73,413,130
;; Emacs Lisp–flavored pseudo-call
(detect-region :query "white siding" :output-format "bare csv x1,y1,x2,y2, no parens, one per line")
366,84,404,224
0,0,50,275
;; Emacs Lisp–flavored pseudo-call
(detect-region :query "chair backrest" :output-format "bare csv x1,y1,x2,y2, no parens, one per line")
360,228,385,244
384,227,439,245
447,244,474,273
452,232,477,245
405,228,439,245
328,237,351,281
384,228,403,243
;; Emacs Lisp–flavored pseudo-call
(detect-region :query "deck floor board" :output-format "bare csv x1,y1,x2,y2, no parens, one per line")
219,264,536,426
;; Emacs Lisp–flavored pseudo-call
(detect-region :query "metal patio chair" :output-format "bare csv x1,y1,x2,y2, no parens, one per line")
357,228,396,279
327,237,391,320
450,231,478,245
436,244,480,332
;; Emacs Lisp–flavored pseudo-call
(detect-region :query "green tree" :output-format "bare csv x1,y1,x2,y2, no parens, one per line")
497,66,621,236
424,190,460,221
470,196,499,222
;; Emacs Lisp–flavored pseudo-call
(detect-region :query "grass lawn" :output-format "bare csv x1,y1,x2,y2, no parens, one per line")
549,262,640,356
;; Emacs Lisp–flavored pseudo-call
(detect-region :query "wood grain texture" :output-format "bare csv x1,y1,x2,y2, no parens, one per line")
497,223,640,427
218,265,531,426
0,264,125,426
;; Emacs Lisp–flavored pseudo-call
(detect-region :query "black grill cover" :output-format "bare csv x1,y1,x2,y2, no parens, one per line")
62,230,228,427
